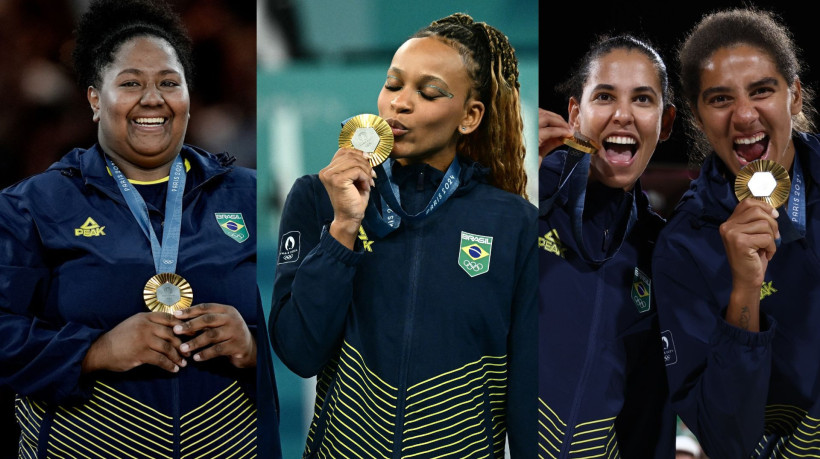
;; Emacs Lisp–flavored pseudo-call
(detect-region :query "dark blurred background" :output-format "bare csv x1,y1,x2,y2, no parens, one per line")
539,0,817,218
0,0,257,191
0,0,256,456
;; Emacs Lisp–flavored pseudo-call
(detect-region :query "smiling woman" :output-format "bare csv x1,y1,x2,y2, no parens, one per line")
0,0,277,457
88,36,191,180
653,8,820,458
537,34,677,457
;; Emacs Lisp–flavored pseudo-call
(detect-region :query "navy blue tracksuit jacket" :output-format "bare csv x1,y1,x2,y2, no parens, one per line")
655,133,820,458
0,145,274,458
271,157,537,458
538,149,674,458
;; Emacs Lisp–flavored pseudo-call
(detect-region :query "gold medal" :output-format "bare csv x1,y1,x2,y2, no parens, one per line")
144,272,193,314
563,132,600,155
339,114,394,167
734,159,791,208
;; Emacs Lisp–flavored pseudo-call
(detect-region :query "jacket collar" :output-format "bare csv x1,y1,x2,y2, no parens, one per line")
48,144,233,198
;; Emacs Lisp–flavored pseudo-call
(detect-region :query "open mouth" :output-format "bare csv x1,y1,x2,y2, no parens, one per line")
133,117,168,126
603,135,637,164
734,132,769,164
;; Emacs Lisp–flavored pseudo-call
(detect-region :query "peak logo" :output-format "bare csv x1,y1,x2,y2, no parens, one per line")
74,217,106,237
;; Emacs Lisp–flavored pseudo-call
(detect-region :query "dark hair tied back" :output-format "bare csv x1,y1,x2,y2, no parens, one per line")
72,0,194,89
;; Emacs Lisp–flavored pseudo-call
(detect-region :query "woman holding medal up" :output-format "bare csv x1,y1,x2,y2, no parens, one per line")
271,13,536,458
0,0,274,456
652,8,820,458
537,35,677,457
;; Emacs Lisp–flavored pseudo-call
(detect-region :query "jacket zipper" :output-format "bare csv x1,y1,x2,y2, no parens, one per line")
558,265,607,458
173,377,181,459
392,223,424,458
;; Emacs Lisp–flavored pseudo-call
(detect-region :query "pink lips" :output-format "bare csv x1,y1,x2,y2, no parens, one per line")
386,118,408,137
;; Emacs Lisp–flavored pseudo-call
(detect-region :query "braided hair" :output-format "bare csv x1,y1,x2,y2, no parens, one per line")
72,0,194,90
412,13,527,198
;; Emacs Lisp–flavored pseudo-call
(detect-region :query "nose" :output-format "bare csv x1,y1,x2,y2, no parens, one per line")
612,100,633,126
731,95,758,127
390,89,412,113
140,84,165,106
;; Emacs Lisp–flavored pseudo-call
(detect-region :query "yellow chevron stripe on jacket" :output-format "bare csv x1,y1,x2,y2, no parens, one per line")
16,381,256,458
538,397,619,459
305,341,507,458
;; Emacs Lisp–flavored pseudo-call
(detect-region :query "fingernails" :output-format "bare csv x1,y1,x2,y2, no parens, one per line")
772,209,779,218
371,169,377,179
174,325,183,333
173,310,183,317
180,343,189,352
193,354,201,361
370,179,375,188
173,365,179,373
180,359,187,367
363,151,372,159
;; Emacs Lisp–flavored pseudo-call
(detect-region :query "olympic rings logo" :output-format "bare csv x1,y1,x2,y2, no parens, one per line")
462,260,484,271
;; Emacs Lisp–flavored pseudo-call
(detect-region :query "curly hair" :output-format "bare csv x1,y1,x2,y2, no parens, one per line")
412,13,527,198
678,7,817,163
72,0,194,89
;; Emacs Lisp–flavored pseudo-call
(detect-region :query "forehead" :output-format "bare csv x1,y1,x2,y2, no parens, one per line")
390,37,470,82
106,35,183,73
585,48,662,91
700,44,782,86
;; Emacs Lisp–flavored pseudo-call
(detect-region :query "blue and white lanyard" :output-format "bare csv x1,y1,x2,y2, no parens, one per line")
105,154,186,273
364,158,460,237
540,149,636,264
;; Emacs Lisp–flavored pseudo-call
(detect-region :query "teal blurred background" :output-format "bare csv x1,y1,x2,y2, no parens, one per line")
257,1,538,456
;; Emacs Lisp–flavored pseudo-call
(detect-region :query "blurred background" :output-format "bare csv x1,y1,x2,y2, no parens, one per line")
257,0,538,456
0,0,255,456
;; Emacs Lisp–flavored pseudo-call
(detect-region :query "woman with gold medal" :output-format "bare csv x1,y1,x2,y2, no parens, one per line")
653,7,820,457
0,0,278,457
271,13,536,458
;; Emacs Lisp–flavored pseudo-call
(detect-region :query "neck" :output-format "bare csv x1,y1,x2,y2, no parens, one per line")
395,149,457,172
104,152,176,182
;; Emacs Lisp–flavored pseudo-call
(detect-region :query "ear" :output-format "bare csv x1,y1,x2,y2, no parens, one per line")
87,86,101,123
659,104,677,141
458,99,485,134
791,78,804,115
567,97,581,131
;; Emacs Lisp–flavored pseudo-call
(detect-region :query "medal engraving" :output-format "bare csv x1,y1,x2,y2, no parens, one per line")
144,272,193,314
734,159,791,208
339,114,394,166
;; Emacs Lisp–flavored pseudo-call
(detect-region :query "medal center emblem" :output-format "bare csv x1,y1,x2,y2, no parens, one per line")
748,171,777,197
352,127,380,153
156,282,181,306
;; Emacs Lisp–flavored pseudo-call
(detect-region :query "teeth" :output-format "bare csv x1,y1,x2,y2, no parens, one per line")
134,117,165,125
604,136,636,145
735,133,765,145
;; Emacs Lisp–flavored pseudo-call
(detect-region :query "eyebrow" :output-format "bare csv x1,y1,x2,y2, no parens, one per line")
387,67,451,89
117,68,182,77
700,77,780,101
590,84,659,96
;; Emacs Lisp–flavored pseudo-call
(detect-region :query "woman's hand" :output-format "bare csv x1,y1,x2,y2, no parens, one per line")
538,108,573,164
82,312,186,374
319,148,375,249
172,303,256,368
720,199,780,331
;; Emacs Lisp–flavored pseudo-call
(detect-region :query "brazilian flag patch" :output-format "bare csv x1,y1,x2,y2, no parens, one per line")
215,213,249,243
631,267,651,313
458,231,492,277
